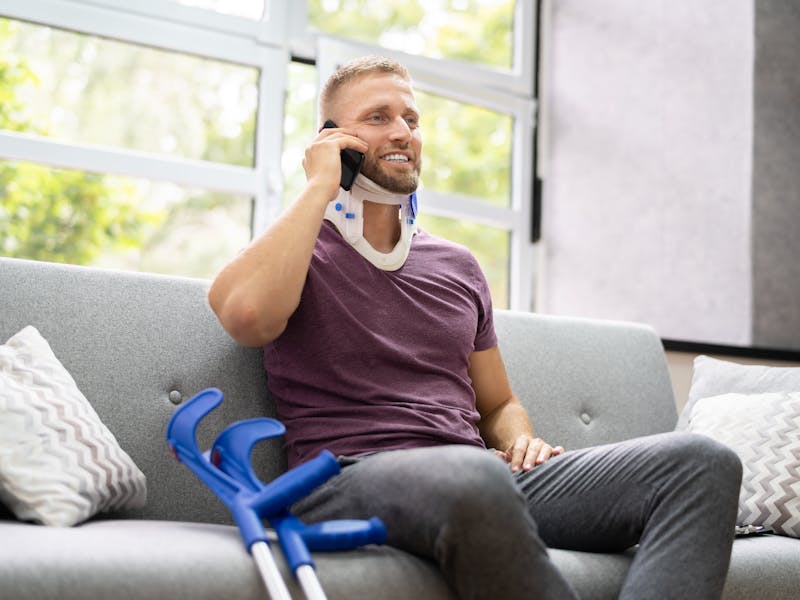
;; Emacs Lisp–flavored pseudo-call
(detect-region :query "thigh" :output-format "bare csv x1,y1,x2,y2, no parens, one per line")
291,444,523,558
292,444,582,600
514,432,697,552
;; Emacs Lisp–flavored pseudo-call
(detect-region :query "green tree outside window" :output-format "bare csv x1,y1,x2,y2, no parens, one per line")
0,19,152,265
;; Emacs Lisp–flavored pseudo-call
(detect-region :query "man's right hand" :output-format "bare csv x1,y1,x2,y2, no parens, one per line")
304,124,368,201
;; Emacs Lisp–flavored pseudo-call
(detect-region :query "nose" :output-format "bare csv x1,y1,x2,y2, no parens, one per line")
388,116,413,142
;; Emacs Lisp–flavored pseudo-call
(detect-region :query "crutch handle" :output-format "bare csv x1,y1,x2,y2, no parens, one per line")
167,388,244,507
249,450,340,516
270,514,387,572
302,517,388,551
210,417,286,490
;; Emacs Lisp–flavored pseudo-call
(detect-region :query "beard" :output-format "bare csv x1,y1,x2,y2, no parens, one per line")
360,151,421,195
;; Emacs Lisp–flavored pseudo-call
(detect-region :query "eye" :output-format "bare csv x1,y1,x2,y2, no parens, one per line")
368,113,386,123
404,115,419,128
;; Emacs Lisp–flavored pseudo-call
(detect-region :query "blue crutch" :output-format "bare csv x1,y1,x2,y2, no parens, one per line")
166,388,386,600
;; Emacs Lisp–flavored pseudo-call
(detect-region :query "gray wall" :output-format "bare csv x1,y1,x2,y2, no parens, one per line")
538,0,799,351
752,0,800,349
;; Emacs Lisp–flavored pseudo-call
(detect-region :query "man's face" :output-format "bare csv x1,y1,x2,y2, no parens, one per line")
329,73,422,194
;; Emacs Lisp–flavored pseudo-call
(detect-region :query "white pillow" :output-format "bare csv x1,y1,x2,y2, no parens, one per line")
0,326,147,526
677,355,800,430
687,391,800,537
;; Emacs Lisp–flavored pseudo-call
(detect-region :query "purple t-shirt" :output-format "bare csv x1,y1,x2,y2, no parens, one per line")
264,221,497,467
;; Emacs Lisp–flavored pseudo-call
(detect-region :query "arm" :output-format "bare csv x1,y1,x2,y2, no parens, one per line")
207,128,368,347
470,346,564,472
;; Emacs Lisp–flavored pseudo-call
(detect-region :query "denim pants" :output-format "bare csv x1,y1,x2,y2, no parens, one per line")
292,432,742,599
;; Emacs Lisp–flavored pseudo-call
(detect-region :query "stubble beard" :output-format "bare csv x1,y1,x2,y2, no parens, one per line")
360,153,421,195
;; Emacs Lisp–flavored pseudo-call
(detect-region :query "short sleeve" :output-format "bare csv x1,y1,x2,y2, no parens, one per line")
472,258,498,352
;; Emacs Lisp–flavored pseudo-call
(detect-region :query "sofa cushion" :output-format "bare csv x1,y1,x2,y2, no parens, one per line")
687,391,800,537
724,534,800,600
0,520,453,600
0,326,146,526
548,547,633,599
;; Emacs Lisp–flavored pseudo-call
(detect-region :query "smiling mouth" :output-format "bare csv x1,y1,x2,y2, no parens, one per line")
381,153,410,163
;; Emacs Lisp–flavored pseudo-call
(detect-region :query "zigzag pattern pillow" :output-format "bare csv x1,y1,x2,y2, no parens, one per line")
688,391,800,537
0,326,146,526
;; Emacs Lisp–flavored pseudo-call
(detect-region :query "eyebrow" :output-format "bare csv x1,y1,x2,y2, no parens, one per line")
357,104,419,119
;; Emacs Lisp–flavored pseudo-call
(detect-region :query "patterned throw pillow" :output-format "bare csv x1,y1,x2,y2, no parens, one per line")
0,326,147,526
677,355,800,430
687,391,800,537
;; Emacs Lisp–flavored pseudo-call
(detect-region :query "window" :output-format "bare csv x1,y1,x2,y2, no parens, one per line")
1,0,537,309
308,0,516,71
3,18,258,166
0,159,250,276
415,91,512,207
0,2,285,280
282,61,317,209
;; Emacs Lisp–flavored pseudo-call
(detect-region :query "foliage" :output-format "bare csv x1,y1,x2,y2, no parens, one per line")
307,0,513,68
0,163,152,263
0,19,153,265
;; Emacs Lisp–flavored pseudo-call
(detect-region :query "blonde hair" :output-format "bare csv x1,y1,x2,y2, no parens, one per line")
319,56,412,121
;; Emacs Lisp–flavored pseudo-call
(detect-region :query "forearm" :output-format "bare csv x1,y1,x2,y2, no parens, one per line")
479,395,535,451
208,184,331,346
479,396,564,471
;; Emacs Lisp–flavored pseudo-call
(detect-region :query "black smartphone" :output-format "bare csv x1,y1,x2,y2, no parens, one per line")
322,119,364,191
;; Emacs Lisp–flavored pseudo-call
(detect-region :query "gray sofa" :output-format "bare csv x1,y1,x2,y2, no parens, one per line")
0,256,797,599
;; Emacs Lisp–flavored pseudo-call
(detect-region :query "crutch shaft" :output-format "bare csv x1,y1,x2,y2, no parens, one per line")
251,541,293,600
296,565,327,600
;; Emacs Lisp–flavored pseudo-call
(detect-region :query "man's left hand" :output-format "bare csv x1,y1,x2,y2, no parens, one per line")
495,435,565,473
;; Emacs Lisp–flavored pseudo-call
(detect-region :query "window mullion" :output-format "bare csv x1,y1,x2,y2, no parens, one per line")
252,48,290,236
0,130,257,195
510,103,536,312
1,0,279,66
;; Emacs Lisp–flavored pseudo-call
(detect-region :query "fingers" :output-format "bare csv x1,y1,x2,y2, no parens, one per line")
315,124,369,153
303,126,368,195
504,435,564,473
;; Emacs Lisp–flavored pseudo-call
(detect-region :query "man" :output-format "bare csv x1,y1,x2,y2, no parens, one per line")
208,56,742,599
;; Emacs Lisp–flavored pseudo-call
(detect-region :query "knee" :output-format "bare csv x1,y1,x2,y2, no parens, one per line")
433,447,524,524
664,432,743,490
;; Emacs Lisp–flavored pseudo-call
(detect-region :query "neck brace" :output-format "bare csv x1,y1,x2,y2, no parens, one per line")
323,174,418,271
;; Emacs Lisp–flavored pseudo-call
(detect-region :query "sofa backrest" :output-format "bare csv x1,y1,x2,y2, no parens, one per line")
1,257,678,525
0,257,282,525
494,310,678,449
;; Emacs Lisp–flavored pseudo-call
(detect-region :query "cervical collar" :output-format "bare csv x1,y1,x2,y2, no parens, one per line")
324,174,418,271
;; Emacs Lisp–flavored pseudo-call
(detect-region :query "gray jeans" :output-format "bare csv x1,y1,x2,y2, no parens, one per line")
292,432,742,599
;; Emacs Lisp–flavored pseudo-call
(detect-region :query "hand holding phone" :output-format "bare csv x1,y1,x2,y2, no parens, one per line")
322,120,364,191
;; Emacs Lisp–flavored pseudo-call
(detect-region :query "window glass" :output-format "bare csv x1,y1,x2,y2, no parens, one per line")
420,214,509,308
171,0,265,20
282,61,317,208
0,18,258,166
308,0,515,70
0,160,251,278
416,90,511,207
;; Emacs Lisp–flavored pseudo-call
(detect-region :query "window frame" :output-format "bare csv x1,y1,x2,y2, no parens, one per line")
0,0,537,310
0,0,288,239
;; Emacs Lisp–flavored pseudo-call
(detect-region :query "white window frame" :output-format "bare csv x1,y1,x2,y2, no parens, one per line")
0,0,288,234
0,0,538,311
